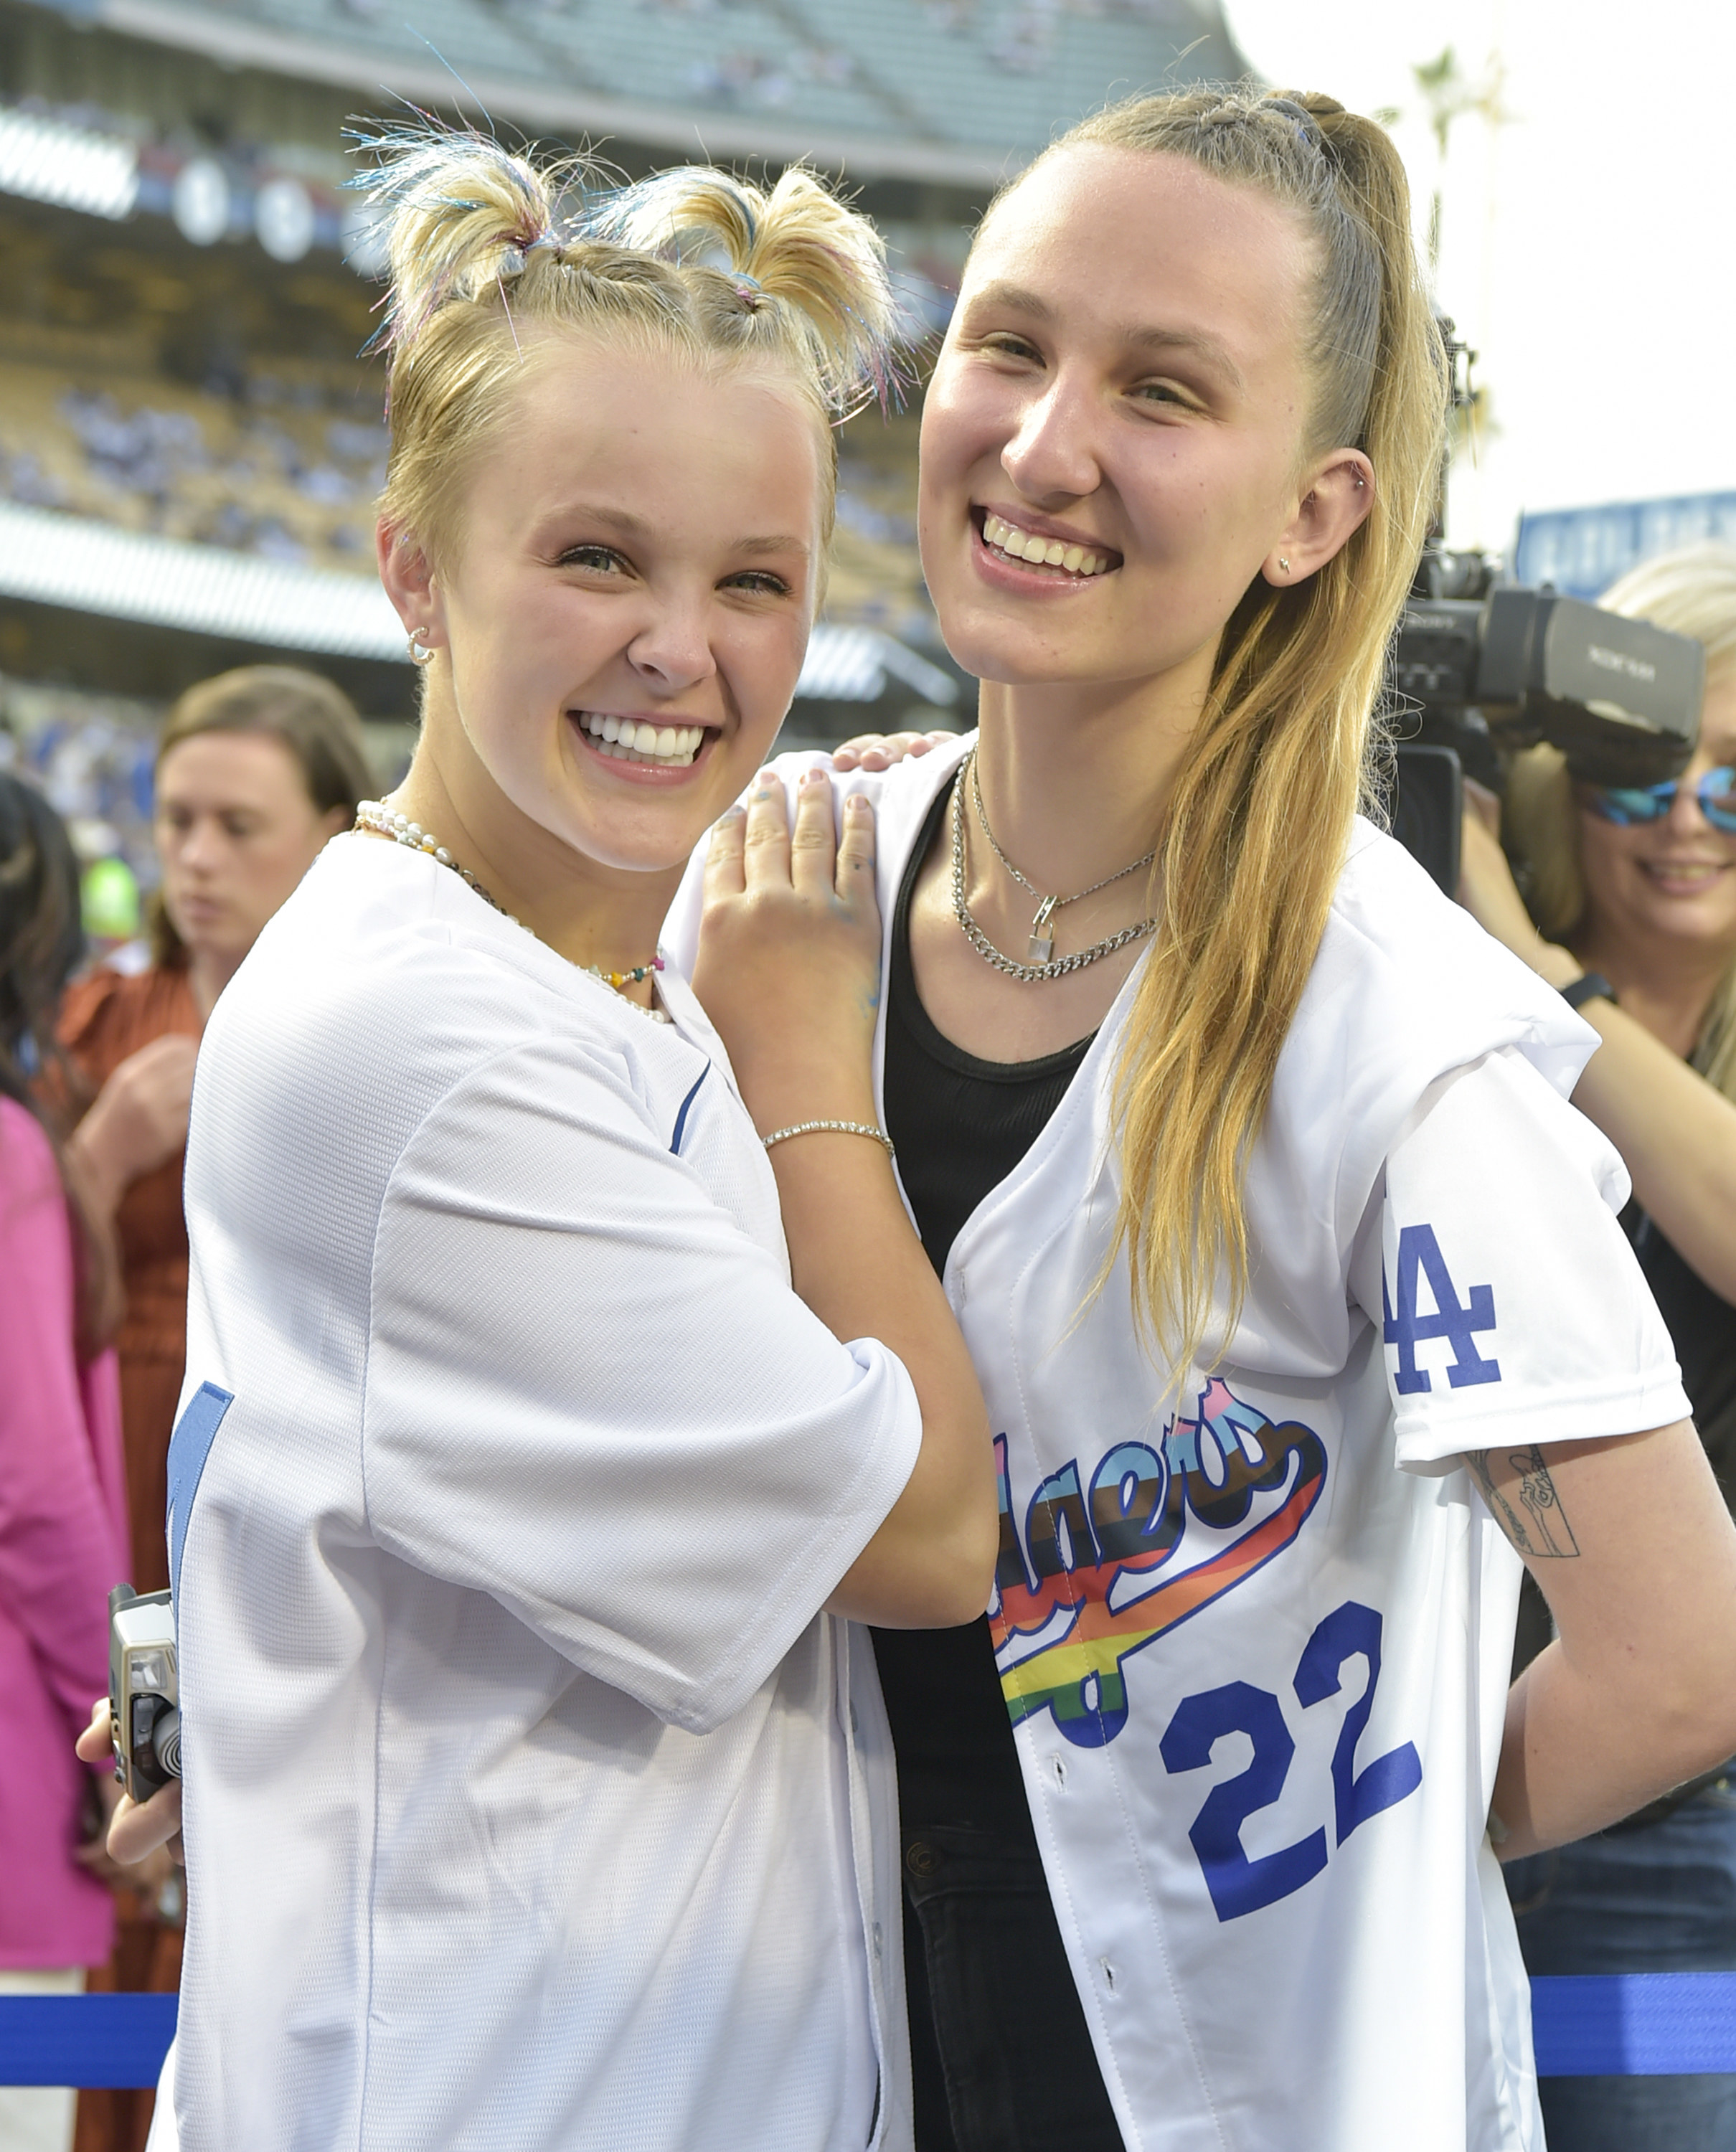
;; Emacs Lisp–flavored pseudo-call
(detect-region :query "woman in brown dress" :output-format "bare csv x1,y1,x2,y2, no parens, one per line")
59,665,368,2152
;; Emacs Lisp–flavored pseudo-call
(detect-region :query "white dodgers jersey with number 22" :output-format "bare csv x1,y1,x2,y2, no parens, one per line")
677,742,1689,2152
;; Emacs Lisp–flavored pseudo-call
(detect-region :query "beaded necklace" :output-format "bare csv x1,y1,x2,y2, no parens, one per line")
353,801,672,1022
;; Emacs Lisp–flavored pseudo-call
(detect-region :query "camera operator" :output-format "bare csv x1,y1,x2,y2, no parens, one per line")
1458,540,1736,2151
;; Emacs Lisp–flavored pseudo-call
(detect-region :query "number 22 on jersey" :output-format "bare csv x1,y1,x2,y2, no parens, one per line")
1160,1600,1423,1922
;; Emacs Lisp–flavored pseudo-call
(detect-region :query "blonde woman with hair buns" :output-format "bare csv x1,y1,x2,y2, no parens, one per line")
684,86,1736,2151
84,128,999,2152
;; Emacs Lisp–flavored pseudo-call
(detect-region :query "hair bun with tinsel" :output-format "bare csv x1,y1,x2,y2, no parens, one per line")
580,164,900,416
348,126,590,357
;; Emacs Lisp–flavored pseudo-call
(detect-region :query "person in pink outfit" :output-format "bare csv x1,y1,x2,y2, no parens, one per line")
0,773,129,2152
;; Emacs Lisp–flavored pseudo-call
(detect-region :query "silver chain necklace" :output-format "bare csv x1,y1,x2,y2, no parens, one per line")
969,751,1156,958
951,752,1156,983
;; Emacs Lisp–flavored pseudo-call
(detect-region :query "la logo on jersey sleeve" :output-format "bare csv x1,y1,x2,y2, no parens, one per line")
1381,1222,1501,1395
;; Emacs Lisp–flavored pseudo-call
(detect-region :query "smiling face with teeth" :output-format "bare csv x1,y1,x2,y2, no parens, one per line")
1576,678,1736,966
919,144,1368,710
378,335,824,900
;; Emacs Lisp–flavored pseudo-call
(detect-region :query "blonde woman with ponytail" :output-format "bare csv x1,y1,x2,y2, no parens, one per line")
92,129,1000,2152
684,87,1736,2152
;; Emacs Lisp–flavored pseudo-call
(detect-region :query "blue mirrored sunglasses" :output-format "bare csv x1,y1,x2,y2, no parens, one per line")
1588,766,1736,835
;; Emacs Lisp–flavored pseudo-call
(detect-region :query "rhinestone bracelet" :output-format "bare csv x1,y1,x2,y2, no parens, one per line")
762,1119,896,1159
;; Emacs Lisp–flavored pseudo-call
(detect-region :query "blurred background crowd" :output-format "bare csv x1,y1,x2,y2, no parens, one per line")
1,2,1734,2150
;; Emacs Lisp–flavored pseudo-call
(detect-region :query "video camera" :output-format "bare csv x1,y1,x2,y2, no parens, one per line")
1385,320,1707,893
1387,551,1706,895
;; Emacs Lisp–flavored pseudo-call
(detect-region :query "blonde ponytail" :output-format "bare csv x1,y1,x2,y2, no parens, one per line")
1004,89,1445,1372
349,126,899,563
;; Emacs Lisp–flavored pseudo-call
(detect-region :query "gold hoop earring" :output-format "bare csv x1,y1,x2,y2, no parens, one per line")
408,631,436,666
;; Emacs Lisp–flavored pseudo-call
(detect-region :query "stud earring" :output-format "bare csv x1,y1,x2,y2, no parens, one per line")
1278,556,1291,575
408,631,436,666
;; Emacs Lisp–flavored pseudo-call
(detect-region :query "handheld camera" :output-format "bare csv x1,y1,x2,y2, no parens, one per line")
1384,318,1706,892
1388,554,1707,893
109,1583,181,1802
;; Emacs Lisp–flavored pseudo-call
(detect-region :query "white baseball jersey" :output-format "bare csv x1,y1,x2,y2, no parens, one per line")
155,833,921,2152
666,738,1690,2152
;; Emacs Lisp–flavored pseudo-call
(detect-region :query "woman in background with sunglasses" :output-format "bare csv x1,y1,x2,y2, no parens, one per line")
1459,539,1736,2152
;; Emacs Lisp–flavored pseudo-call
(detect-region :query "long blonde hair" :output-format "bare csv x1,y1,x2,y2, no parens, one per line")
994,89,1446,1369
352,130,897,570
1504,541,1736,1098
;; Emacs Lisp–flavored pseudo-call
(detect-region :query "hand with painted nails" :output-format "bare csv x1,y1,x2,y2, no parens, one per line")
692,770,883,1139
692,768,996,1633
829,728,961,774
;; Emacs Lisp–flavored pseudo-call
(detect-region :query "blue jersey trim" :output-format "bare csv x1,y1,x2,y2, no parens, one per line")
670,1064,709,1155
166,1381,234,1609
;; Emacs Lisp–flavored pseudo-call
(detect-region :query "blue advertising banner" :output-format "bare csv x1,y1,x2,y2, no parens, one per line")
1513,494,1736,599
6,1981,1736,2085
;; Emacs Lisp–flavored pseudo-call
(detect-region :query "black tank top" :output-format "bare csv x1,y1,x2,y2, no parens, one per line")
1512,1207,1736,1679
1626,1202,1736,1484
871,781,1094,1836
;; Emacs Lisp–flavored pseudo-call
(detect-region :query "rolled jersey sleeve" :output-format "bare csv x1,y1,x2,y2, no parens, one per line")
362,1035,922,1732
1354,1045,1692,1468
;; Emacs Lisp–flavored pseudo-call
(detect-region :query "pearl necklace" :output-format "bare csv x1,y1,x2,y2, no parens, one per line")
353,801,672,1022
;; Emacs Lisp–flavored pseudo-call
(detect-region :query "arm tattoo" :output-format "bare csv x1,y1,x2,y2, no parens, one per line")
1467,1445,1581,1559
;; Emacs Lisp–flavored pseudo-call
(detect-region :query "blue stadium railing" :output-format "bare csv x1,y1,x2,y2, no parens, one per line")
0,1995,176,2088
2,1978,1736,2087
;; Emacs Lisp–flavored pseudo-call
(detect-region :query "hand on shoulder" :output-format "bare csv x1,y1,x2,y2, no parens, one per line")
693,768,882,1133
829,727,960,773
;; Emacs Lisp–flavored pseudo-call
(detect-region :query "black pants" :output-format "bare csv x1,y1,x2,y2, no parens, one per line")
900,1823,1126,2152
